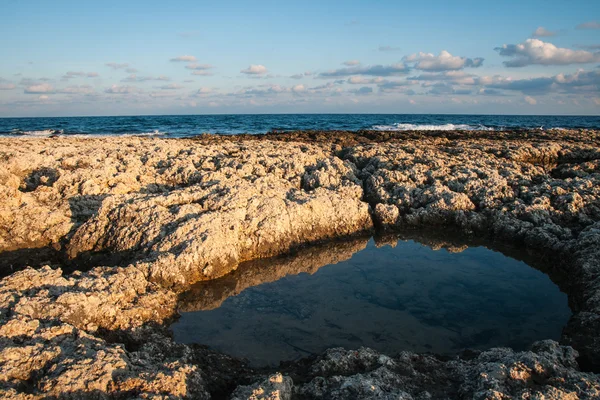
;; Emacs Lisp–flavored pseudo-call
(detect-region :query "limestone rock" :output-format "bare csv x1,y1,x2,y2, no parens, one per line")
231,373,293,400
1,130,600,398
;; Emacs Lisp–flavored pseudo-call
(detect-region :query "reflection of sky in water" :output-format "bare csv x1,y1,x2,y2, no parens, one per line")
173,239,571,367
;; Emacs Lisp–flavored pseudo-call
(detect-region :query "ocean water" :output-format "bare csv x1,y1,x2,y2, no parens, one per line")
0,114,598,137
172,237,571,366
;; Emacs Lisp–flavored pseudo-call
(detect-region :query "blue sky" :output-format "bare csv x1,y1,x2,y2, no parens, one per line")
1,0,599,116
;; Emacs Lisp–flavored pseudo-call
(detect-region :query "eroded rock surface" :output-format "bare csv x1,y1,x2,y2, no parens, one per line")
291,342,600,399
0,130,599,398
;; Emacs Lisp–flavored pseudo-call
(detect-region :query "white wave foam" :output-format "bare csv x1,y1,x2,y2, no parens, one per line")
62,130,166,138
15,129,63,136
372,123,494,131
119,130,166,137
137,130,165,136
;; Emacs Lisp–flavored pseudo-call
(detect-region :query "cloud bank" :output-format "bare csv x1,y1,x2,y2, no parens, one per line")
319,63,409,77
24,83,54,94
532,27,556,37
241,65,268,75
170,55,197,62
495,39,600,67
576,21,600,30
403,51,483,71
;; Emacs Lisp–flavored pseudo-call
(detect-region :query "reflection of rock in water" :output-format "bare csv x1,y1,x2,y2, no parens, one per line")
375,232,469,254
177,228,556,315
177,237,369,312
174,232,572,367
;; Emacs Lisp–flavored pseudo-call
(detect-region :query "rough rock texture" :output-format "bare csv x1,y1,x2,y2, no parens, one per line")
0,129,599,398
291,342,600,399
341,135,600,370
231,373,293,400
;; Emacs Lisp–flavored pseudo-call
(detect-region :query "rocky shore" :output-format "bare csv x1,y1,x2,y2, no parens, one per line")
1,129,599,399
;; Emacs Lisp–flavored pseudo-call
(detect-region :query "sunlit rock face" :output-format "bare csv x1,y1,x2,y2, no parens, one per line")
0,129,599,399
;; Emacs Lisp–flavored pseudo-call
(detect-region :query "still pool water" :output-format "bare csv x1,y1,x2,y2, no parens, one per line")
172,237,571,366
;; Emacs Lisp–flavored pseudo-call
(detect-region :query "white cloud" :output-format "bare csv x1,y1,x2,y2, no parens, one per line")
305,82,344,95
404,50,484,71
105,62,129,70
482,69,600,95
149,92,179,98
424,82,472,95
495,39,600,67
343,60,360,66
121,74,170,82
292,84,306,93
0,83,16,90
185,63,213,70
532,27,556,37
576,21,600,30
170,55,197,62
195,87,213,96
104,85,142,94
377,80,414,92
408,71,477,85
524,96,537,105
319,63,409,77
63,71,99,79
24,83,54,94
241,65,268,75
59,85,95,94
238,84,290,96
191,70,213,76
347,76,386,84
291,72,313,79
157,83,184,90
554,69,600,89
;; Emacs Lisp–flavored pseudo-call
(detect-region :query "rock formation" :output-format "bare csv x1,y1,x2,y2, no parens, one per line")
0,129,599,398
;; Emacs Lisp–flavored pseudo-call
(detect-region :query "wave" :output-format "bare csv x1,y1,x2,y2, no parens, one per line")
371,123,495,131
7,129,64,136
68,130,166,137
118,130,166,137
2,129,166,138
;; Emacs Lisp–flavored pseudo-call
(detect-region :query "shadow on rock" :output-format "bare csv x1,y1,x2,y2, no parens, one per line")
19,167,60,193
67,194,110,224
0,246,63,279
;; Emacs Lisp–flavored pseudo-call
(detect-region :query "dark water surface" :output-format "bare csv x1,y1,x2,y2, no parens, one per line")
1,114,599,137
172,237,571,367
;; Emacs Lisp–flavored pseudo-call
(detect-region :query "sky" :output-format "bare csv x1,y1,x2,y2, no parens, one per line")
1,0,599,117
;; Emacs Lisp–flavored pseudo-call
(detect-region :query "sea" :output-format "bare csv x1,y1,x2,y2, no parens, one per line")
0,114,598,138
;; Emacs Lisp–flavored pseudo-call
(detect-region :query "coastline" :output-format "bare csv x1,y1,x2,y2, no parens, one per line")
1,129,599,398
